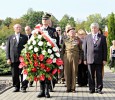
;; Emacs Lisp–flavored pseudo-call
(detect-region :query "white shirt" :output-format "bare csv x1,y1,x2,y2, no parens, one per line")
15,33,20,43
92,33,98,44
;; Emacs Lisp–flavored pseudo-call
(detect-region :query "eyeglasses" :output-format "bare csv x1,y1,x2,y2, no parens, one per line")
56,30,61,32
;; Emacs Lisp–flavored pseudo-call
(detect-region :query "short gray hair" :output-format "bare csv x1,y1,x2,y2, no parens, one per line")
90,23,99,29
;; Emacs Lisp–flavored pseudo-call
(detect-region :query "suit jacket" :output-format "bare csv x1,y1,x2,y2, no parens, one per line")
83,33,107,64
6,34,28,63
46,26,60,48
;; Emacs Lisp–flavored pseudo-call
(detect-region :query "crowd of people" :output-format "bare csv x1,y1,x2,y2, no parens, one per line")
4,12,115,98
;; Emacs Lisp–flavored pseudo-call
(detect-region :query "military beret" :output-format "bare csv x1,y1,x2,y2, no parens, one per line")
42,13,51,20
67,27,75,33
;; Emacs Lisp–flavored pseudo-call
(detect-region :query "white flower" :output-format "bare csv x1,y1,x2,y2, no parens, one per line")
27,40,31,45
34,47,38,52
55,52,60,57
38,41,43,46
53,47,58,52
42,50,46,55
59,65,63,69
30,35,35,41
48,49,52,54
47,42,51,46
38,35,42,39
29,45,33,50
32,40,36,45
53,58,56,63
50,54,54,59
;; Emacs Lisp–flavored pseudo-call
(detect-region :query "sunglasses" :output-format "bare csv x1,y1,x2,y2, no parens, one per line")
56,30,61,31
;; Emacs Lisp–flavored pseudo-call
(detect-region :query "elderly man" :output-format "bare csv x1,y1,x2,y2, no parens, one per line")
83,23,107,94
6,24,28,92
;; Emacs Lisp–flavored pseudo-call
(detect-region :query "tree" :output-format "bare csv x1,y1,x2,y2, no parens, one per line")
85,14,103,31
50,15,59,28
21,8,44,29
59,14,76,32
76,20,86,31
107,12,115,61
3,17,12,28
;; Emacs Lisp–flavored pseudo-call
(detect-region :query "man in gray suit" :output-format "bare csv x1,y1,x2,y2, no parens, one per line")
6,24,28,92
83,23,107,94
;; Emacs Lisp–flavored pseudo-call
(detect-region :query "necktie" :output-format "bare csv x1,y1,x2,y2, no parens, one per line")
93,35,96,44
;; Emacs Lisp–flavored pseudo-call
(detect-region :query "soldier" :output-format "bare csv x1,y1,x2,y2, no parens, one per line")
37,13,59,98
62,27,82,92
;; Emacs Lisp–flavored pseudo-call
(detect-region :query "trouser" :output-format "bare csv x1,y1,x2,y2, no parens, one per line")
39,79,50,93
88,64,103,91
110,57,115,69
11,62,22,89
64,53,79,90
77,62,88,86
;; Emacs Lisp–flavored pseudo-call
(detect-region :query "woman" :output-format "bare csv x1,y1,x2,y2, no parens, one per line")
77,29,88,87
62,27,82,92
110,40,115,70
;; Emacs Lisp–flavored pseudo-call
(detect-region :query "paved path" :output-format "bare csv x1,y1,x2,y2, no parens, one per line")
0,67,115,100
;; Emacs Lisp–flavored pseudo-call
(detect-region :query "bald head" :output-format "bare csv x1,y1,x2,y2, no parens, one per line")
13,24,22,34
25,26,31,35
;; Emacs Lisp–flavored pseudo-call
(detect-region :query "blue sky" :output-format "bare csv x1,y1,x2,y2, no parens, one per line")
0,0,115,21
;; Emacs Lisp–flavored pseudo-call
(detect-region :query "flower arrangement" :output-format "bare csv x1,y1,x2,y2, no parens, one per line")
19,25,63,84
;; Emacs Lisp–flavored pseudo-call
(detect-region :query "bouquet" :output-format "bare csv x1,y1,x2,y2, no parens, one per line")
19,25,63,85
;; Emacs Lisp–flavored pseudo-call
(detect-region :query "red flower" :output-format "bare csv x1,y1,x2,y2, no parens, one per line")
38,54,44,61
29,59,33,64
52,68,57,75
19,56,24,62
58,69,61,74
48,75,52,80
34,77,39,82
31,68,37,72
45,66,51,72
56,58,63,66
34,60,38,67
19,62,27,69
40,63,45,69
26,53,30,58
39,74,45,81
33,54,38,60
23,69,28,75
46,58,53,64
35,24,42,29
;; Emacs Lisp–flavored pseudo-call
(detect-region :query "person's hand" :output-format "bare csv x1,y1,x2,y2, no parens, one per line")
84,61,87,65
7,59,11,65
78,59,81,64
103,61,106,66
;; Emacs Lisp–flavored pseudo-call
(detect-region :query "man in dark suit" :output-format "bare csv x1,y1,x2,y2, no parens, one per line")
83,23,107,94
6,24,28,92
20,26,33,93
37,13,59,98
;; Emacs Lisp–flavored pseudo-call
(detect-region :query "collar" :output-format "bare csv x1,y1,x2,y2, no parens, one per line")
92,33,98,36
15,33,20,36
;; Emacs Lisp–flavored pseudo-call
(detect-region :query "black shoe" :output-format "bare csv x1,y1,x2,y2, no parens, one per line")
45,84,50,98
45,93,50,98
98,91,103,94
22,88,26,93
13,88,20,92
89,90,95,94
96,90,103,94
37,91,45,97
